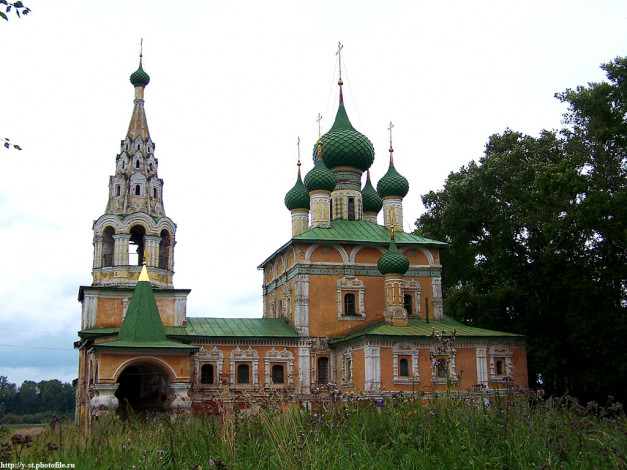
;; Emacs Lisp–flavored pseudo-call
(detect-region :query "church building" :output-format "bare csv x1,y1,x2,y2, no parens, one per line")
74,52,528,427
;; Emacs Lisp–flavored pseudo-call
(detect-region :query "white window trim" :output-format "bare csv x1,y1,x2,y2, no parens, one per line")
430,348,457,385
402,280,421,316
489,345,513,383
263,348,295,390
337,276,366,320
229,346,259,391
194,346,224,391
393,342,420,385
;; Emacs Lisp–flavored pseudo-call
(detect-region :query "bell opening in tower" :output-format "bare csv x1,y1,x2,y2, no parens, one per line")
129,225,146,266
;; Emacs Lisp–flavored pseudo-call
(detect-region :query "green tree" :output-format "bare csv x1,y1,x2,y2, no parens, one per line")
15,381,38,415
0,376,16,413
0,1,30,21
416,58,626,402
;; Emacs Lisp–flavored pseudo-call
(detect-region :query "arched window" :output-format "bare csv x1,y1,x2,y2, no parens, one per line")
135,184,141,195
102,226,115,267
399,358,410,377
158,230,170,270
271,365,284,384
116,185,121,197
317,357,329,384
404,294,413,315
347,197,355,220
129,225,146,266
237,364,250,384
344,293,356,315
436,359,448,378
496,360,504,376
135,160,140,169
153,188,158,198
200,364,214,384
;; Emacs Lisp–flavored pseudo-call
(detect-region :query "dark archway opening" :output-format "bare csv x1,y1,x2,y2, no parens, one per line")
115,362,171,419
159,229,171,270
102,226,115,267
129,225,146,266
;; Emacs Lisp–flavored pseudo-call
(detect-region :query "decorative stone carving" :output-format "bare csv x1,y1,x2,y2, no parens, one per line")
393,342,420,385
337,276,366,320
194,347,224,390
166,383,192,413
90,383,120,412
263,348,295,390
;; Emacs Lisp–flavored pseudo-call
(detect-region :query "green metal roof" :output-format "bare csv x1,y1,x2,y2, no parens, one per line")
258,219,446,269
79,317,300,342
314,102,375,172
167,317,300,339
294,219,446,246
330,316,524,346
94,267,195,351
377,238,410,275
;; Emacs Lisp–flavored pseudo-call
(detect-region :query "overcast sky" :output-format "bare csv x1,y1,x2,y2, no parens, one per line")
0,0,625,387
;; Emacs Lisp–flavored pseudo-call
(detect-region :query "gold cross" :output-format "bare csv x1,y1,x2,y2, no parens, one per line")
316,113,323,138
388,121,394,147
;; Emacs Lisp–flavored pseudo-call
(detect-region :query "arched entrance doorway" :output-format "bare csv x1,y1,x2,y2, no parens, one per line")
115,362,171,419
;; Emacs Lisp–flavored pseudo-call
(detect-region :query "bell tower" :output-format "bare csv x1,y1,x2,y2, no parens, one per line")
91,51,177,289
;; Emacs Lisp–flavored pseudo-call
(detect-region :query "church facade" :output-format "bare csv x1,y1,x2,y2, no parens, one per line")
75,55,528,427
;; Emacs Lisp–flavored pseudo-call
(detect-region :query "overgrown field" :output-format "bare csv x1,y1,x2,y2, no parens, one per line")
2,390,625,469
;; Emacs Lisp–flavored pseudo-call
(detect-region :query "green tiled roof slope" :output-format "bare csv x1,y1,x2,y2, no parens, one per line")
330,317,523,346
80,318,300,341
294,219,447,246
166,318,300,339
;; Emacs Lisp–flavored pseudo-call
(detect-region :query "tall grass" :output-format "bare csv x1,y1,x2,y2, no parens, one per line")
2,389,625,469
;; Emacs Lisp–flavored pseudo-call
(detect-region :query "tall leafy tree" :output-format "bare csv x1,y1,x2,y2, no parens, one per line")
417,58,626,402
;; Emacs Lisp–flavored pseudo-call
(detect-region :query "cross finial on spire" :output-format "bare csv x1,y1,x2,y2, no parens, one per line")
388,121,395,165
139,38,144,65
297,137,301,177
336,42,344,103
316,113,323,138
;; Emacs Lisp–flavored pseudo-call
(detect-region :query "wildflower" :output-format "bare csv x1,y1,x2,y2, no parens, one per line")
157,450,165,455
375,400,384,408
122,445,127,451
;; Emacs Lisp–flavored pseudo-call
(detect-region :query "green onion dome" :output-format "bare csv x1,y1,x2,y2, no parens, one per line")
377,161,409,198
304,155,337,193
312,103,375,172
377,238,410,276
284,174,310,211
130,63,150,87
361,172,383,213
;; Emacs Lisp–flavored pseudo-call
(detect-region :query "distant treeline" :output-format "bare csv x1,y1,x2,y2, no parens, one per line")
0,376,74,422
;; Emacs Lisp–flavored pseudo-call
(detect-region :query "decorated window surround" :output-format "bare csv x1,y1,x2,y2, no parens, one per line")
336,276,366,320
402,280,421,316
489,344,513,383
393,342,420,385
229,346,259,391
263,348,295,391
430,348,457,385
193,347,224,391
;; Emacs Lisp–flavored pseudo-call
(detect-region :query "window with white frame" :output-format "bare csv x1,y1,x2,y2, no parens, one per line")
489,345,513,382
229,346,259,391
402,280,421,317
393,342,420,385
263,348,294,390
430,350,457,385
193,346,224,390
337,276,366,320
